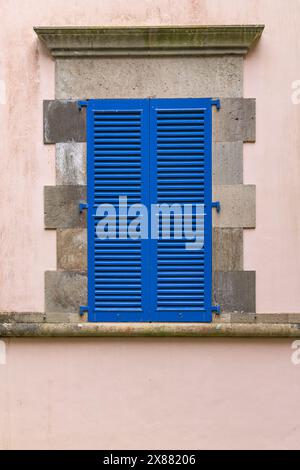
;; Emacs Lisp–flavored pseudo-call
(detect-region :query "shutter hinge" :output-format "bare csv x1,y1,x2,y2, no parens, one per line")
212,305,221,315
77,100,89,110
211,99,221,110
80,306,88,317
79,202,88,213
212,201,221,213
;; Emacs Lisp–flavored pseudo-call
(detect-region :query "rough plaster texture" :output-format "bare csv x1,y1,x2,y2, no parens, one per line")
56,143,86,185
0,338,300,449
56,56,243,99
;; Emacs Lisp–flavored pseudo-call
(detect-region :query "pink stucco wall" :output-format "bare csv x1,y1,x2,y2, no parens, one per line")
0,338,299,450
1,0,300,313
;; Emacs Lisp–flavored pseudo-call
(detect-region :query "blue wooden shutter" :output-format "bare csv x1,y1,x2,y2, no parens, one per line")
85,100,150,322
84,98,213,322
149,99,212,322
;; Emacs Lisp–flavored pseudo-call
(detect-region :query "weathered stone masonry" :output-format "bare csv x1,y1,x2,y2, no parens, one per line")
38,26,263,322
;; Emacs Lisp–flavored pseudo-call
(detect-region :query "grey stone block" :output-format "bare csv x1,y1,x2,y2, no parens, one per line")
56,143,86,185
57,229,87,271
213,185,256,228
213,228,243,271
213,141,243,185
213,271,256,313
55,56,243,99
45,271,87,313
43,100,86,143
44,185,87,229
213,98,256,143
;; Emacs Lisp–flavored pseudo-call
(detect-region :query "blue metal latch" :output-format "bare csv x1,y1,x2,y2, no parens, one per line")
77,100,89,110
212,306,221,315
80,306,88,317
79,202,88,213
211,99,221,111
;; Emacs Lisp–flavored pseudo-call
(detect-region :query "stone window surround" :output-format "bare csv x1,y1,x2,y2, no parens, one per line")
3,25,298,337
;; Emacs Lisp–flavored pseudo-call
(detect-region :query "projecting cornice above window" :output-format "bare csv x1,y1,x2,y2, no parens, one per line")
33,25,264,58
